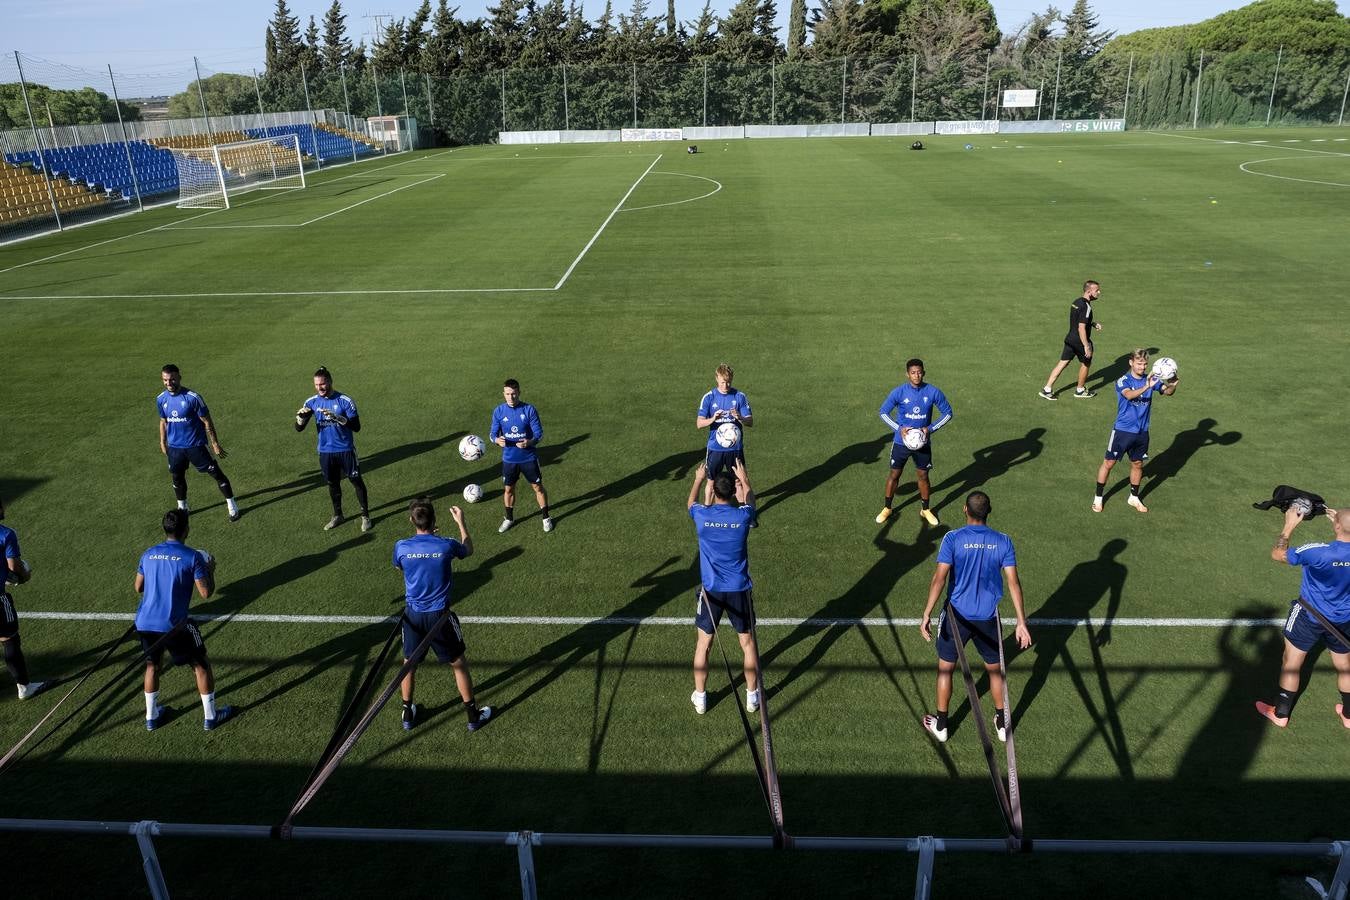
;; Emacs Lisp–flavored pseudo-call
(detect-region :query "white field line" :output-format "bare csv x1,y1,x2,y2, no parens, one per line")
552,154,662,290
22,611,1284,628
166,175,447,230
621,172,722,212
1238,156,1350,188
298,173,444,226
0,151,459,276
0,286,557,300
1146,130,1350,157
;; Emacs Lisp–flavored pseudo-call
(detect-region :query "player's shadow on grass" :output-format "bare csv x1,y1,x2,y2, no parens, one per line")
224,432,466,518
760,520,943,738
468,555,698,771
368,433,590,527
0,476,48,505
1084,347,1160,394
753,435,891,518
1175,603,1284,783
1138,418,1242,501
1004,538,1132,778
930,428,1046,515
197,532,375,626
550,448,701,525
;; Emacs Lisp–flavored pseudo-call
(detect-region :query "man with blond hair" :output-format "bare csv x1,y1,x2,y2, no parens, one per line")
693,364,754,515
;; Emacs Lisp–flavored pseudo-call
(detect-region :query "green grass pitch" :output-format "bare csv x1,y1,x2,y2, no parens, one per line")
2,127,1350,897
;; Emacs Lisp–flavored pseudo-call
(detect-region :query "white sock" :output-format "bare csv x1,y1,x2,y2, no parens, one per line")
1042,384,1052,392
692,690,706,701
201,692,216,720
176,500,188,510
747,689,759,702
145,691,159,720
226,498,239,515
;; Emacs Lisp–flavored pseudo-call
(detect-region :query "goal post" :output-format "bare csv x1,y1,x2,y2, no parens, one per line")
171,134,306,210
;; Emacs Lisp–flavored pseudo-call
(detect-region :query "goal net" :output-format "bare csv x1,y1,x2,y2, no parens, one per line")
171,135,306,209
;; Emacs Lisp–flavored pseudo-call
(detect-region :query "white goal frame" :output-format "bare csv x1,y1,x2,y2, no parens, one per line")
171,135,306,210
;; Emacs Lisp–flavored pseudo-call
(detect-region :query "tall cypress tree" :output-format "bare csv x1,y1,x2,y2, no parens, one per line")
265,0,303,74
788,0,807,58
321,0,354,72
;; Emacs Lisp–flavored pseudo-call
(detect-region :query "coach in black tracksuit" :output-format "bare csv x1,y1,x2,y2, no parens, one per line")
1039,280,1103,401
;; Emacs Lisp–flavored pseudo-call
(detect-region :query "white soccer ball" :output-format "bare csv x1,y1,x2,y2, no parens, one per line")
458,434,486,461
1151,357,1178,381
902,429,927,451
714,422,740,449
462,483,483,504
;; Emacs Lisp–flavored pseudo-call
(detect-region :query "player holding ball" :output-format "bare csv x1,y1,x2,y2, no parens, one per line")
1092,349,1178,513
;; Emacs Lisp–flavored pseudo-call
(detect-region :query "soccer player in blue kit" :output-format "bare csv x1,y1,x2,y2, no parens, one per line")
134,509,234,731
877,358,953,527
157,364,240,522
1,496,46,700
490,379,552,534
296,367,371,533
1093,348,1178,513
692,364,754,512
1257,504,1350,728
392,498,492,732
688,457,760,715
919,491,1031,743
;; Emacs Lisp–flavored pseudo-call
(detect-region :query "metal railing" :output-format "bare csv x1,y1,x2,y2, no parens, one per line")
1,816,1347,900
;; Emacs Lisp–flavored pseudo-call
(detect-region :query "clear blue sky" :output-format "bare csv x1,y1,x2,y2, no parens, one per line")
6,0,1346,95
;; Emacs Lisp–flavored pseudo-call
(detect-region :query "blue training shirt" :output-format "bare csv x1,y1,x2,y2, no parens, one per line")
690,502,754,592
1,524,19,585
135,540,209,632
1287,540,1350,621
490,402,543,464
1112,373,1164,434
880,382,953,441
697,388,752,453
303,392,360,453
938,524,1017,621
157,389,209,449
393,533,468,614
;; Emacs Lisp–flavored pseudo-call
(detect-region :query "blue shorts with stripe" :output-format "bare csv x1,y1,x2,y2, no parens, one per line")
1104,429,1149,462
0,591,18,639
695,588,754,635
138,620,209,668
403,608,467,662
167,445,218,474
935,606,1002,665
1283,599,1350,654
890,441,932,471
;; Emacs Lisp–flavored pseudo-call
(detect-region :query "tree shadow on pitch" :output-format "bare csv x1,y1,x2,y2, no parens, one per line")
1175,603,1285,784
753,435,891,519
1005,538,1132,778
1084,347,1159,394
1138,418,1242,501
549,447,700,525
761,519,943,737
929,428,1046,515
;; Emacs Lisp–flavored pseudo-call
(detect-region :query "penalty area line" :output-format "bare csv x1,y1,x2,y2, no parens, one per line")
23,611,1285,628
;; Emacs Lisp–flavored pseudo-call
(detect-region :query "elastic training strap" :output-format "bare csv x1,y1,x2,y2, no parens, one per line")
279,608,444,834
944,605,1025,849
0,623,165,777
700,589,790,847
298,613,406,793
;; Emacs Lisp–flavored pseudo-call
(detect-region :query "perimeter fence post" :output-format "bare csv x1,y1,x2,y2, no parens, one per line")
14,51,62,230
1051,47,1062,120
913,835,937,900
981,52,990,119
771,57,776,125
841,55,847,124
909,54,917,123
301,62,321,168
562,63,569,130
193,56,215,144
339,63,356,164
426,72,435,128
108,64,144,211
1122,52,1134,124
1265,45,1283,126
1340,66,1350,127
515,830,539,900
1192,49,1204,128
133,821,170,900
702,61,707,126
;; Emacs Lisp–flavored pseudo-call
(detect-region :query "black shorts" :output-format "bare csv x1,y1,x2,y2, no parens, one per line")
403,609,467,663
704,448,745,479
502,460,543,486
890,441,932,472
1060,340,1091,365
167,445,217,474
695,588,754,635
1283,600,1350,654
935,607,1001,665
138,621,209,668
0,591,18,639
319,451,361,483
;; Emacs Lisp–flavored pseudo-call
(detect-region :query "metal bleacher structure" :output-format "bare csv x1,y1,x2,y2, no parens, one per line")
1,114,384,240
